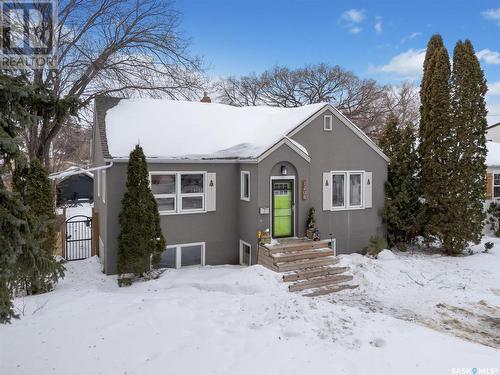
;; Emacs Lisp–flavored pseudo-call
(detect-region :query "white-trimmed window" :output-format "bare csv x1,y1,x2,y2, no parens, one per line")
157,242,205,269
150,172,205,214
494,173,500,199
240,171,250,201
324,115,333,131
331,171,364,210
239,240,251,266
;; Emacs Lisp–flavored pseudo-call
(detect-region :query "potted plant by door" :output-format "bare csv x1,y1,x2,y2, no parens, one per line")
306,207,316,239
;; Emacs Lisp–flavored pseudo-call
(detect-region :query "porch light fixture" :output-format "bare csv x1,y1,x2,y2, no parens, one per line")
281,165,287,175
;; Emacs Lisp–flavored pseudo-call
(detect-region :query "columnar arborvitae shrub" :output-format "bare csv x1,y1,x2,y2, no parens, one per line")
13,159,65,294
418,35,488,255
418,36,459,254
450,40,488,247
380,116,420,247
117,145,165,284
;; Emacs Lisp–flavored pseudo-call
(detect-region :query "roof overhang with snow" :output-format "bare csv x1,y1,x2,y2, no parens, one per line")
97,98,388,163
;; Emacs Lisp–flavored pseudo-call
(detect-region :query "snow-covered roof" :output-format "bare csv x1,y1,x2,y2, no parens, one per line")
49,166,93,181
104,99,326,159
487,141,500,167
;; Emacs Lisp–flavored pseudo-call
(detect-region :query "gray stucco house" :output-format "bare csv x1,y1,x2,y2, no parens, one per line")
92,96,388,275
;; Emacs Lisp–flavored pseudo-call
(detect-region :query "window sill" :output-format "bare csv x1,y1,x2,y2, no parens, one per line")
240,197,250,202
330,206,365,211
159,209,207,216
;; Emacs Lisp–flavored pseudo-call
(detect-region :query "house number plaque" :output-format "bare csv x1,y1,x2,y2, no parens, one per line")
301,179,308,201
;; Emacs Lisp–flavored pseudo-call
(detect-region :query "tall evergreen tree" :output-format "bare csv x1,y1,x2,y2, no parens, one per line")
380,116,420,247
0,179,28,323
418,38,460,253
13,159,65,294
117,145,165,284
0,73,74,322
450,40,488,246
419,34,445,152
0,74,31,323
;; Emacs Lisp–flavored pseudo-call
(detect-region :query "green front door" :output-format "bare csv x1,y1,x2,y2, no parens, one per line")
272,180,294,238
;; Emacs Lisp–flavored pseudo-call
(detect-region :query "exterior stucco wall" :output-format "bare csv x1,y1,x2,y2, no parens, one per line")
91,108,107,270
94,100,388,274
290,108,388,254
237,163,259,264
102,162,242,275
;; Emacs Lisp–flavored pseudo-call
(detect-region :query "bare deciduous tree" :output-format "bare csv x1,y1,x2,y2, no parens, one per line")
50,121,92,173
382,81,420,128
214,64,420,140
5,0,205,167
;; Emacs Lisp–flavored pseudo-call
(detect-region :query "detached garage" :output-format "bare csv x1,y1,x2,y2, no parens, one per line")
56,169,94,206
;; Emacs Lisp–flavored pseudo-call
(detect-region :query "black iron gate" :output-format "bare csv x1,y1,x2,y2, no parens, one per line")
65,215,92,261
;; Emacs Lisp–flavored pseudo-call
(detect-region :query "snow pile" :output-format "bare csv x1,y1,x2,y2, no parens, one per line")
1,245,499,374
376,249,396,260
105,99,324,159
336,236,500,348
486,141,500,166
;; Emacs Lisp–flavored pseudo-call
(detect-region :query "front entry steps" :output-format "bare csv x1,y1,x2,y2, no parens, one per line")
257,238,358,297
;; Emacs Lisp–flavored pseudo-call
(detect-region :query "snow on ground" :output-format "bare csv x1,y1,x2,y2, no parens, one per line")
1,241,499,374
56,202,93,218
335,236,500,349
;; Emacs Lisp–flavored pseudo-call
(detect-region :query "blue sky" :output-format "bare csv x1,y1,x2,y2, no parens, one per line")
176,0,500,124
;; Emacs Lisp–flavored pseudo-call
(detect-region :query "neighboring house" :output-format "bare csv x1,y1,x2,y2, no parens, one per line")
54,166,94,206
486,141,500,201
487,122,500,143
92,96,389,275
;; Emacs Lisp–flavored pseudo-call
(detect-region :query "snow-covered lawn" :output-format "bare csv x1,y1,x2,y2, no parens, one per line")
336,237,500,349
1,239,499,375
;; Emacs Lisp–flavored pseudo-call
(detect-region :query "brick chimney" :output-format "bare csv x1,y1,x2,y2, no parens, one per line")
200,92,211,103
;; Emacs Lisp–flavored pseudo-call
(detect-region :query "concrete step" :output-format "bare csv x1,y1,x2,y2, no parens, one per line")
266,239,333,254
303,284,359,297
272,248,334,263
275,256,339,272
283,266,349,282
289,274,354,292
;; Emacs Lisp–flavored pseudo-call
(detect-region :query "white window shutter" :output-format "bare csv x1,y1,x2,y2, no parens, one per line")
364,172,372,208
206,173,216,211
322,172,331,211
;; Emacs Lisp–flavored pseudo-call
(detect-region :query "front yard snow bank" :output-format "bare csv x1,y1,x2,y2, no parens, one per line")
336,236,500,348
1,244,499,375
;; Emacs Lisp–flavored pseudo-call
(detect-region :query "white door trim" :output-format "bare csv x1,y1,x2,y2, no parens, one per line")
269,176,296,239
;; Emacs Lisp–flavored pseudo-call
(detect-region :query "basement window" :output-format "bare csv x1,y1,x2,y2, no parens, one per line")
158,242,206,269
